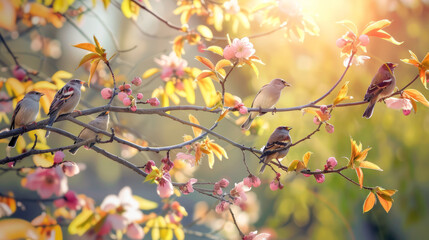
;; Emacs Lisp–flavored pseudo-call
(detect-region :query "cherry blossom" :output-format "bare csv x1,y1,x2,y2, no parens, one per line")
101,88,113,99
230,181,250,205
314,169,325,183
325,157,338,170
243,231,271,240
243,175,261,188
157,173,174,198
126,222,145,239
144,160,156,174
24,166,68,199
223,37,255,60
61,161,80,177
385,97,413,116
147,97,160,106
155,52,188,81
53,151,65,164
136,93,143,100
215,201,230,214
54,190,80,210
131,77,142,86
180,178,197,195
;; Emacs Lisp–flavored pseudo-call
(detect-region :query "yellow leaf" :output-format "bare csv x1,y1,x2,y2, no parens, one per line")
363,192,376,213
0,0,17,31
142,68,160,79
174,227,185,240
183,79,195,104
208,142,228,160
215,59,233,72
243,59,259,77
73,43,96,53
33,154,54,168
195,56,215,70
288,159,299,172
68,209,95,235
121,0,139,19
206,46,223,56
31,81,58,91
207,151,215,168
197,25,213,40
188,114,202,137
0,218,40,239
197,78,216,107
53,224,63,240
356,167,364,189
88,59,100,87
5,78,25,97
133,195,158,210
359,161,382,171
216,109,229,123
337,20,357,34
403,89,429,107
165,81,175,95
302,151,312,168
362,19,391,35
51,70,73,83
333,81,353,105
213,5,223,31
173,36,184,57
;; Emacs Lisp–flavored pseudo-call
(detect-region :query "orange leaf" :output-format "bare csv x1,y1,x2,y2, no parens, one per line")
77,53,99,69
356,167,364,189
243,59,259,77
376,192,393,213
403,89,429,107
195,56,215,70
73,43,96,53
363,192,376,213
196,71,215,81
359,161,382,171
188,114,202,137
173,36,184,57
362,19,391,35
88,59,100,87
216,110,229,123
302,151,312,168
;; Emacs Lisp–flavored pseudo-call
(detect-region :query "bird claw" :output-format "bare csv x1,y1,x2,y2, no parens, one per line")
272,107,277,115
73,110,82,115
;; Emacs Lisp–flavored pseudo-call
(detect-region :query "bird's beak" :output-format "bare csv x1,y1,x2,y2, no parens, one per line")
105,111,110,115
287,127,292,130
392,63,398,68
284,82,291,87
40,92,45,96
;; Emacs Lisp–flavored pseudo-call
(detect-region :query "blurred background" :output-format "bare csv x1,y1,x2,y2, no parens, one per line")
1,0,429,239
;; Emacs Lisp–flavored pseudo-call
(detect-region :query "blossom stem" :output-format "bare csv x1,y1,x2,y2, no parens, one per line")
229,208,244,238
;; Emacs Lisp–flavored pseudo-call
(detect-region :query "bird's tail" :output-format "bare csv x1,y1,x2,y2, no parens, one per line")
8,136,19,148
258,156,267,174
363,100,376,119
241,114,254,130
45,111,58,137
69,147,79,155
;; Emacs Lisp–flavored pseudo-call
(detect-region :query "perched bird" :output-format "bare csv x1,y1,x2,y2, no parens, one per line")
363,63,398,118
241,78,290,130
259,126,292,174
8,91,44,147
46,79,83,137
69,111,110,154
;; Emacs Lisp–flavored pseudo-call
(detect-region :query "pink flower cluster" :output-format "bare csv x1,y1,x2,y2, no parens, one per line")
234,102,248,115
270,173,284,191
243,175,261,188
314,169,325,183
146,97,160,107
99,186,144,239
180,178,197,195
230,181,250,205
243,231,271,240
385,97,413,115
223,37,256,61
24,166,68,199
324,157,337,171
52,151,81,177
213,178,230,195
157,173,174,198
54,190,81,210
155,52,188,81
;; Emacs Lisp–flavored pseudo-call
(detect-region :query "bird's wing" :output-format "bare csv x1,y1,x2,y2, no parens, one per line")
250,83,269,108
48,85,75,115
10,99,23,130
260,140,291,159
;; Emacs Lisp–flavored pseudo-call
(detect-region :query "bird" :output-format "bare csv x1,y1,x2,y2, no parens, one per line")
8,91,44,147
241,78,290,130
363,63,398,118
69,111,110,154
259,126,292,174
45,79,83,137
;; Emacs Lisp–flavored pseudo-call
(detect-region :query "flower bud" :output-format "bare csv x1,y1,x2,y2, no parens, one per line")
61,161,80,177
359,34,370,46
131,77,142,86
53,151,65,164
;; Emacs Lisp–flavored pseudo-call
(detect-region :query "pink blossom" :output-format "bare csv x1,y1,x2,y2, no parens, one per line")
161,157,174,172
100,186,143,233
243,175,261,188
336,38,347,48
124,84,131,89
325,123,334,133
385,97,413,116
7,162,14,168
223,37,255,60
314,169,325,183
313,116,321,125
197,42,206,52
101,88,113,100
61,161,80,177
136,93,143,100
54,190,80,210
126,222,144,239
243,231,271,240
218,178,230,188
123,97,132,106
157,174,174,198
180,178,197,195
270,180,279,191
118,92,128,101
320,105,328,113
24,166,68,199
325,157,337,171
176,152,196,167
146,97,160,106
130,105,137,112
239,106,248,114
215,201,230,214
223,0,240,14
155,52,188,81
213,178,229,195
53,151,65,164
131,77,142,86
144,160,156,174
230,181,250,205
359,34,370,46
13,65,26,81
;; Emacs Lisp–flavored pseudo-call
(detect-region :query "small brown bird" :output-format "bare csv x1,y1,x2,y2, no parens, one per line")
46,79,83,137
8,91,44,147
241,78,291,130
363,63,398,118
69,111,110,154
259,126,292,174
